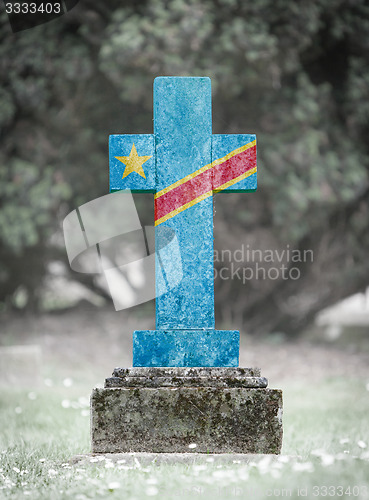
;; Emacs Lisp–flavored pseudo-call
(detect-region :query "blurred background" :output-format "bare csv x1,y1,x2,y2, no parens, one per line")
1,0,369,384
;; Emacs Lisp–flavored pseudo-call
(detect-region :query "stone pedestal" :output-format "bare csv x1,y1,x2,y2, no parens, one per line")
91,368,283,454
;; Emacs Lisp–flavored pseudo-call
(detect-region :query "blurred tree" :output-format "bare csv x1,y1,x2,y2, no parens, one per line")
0,0,368,333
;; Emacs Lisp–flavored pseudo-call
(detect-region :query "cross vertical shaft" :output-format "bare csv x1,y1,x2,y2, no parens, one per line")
154,77,214,330
109,76,257,367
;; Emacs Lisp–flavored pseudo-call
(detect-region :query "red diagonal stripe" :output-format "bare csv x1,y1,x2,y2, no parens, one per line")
213,144,257,190
155,169,212,222
155,145,257,222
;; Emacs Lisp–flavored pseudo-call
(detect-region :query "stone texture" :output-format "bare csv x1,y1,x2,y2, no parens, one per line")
91,367,282,454
212,134,257,193
112,367,261,377
133,329,239,367
91,385,283,454
107,367,266,388
105,376,267,389
108,77,258,367
154,77,214,330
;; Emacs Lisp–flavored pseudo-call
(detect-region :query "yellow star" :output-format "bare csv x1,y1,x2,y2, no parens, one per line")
115,143,152,180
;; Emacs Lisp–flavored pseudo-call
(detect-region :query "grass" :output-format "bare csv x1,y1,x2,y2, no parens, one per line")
0,377,369,499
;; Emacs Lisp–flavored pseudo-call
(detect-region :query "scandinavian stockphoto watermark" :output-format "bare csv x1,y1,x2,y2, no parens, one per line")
214,244,313,282
63,190,183,311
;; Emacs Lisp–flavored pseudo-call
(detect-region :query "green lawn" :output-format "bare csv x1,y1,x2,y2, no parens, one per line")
1,377,368,499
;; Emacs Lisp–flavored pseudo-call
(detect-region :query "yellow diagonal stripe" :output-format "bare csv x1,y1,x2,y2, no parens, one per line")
155,167,257,226
154,140,256,199
213,166,257,193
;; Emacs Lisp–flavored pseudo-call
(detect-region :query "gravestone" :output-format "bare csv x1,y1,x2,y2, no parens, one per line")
91,77,283,453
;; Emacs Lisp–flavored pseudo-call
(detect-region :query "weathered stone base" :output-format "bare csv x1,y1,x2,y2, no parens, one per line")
91,368,283,454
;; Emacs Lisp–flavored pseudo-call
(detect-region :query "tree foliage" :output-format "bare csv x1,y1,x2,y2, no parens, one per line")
0,0,369,333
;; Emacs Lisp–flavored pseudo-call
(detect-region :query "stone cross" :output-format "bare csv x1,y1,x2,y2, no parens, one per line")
109,77,257,367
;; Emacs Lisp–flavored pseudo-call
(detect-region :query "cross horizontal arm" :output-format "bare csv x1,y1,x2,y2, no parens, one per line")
212,134,257,193
109,134,156,193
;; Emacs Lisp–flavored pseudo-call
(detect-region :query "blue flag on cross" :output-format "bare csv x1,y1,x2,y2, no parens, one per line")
109,77,257,367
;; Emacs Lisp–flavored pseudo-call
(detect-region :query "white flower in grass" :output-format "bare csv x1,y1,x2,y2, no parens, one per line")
13,467,20,474
292,462,314,472
39,459,46,463
4,477,14,487
213,469,238,481
335,453,349,460
272,461,283,470
238,467,249,481
311,449,325,457
116,459,126,464
339,438,349,444
24,491,31,496
63,378,73,387
206,457,214,463
48,469,58,477
61,400,70,409
201,475,213,485
212,469,226,478
188,443,197,449
321,454,335,466
146,477,158,485
117,465,130,470
146,486,158,496
81,410,89,417
104,462,114,469
27,392,37,400
78,396,89,406
256,455,272,473
108,482,121,491
193,464,207,472
358,440,367,449
271,468,281,479
15,407,22,414
90,458,99,463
